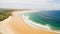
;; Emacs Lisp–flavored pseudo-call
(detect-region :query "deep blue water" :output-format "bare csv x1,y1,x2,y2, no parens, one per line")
24,10,60,30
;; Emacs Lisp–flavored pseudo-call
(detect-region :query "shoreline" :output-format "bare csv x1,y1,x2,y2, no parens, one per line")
22,13,60,33
1,10,57,34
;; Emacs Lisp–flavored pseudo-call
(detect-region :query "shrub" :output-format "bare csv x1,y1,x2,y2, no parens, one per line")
0,9,12,21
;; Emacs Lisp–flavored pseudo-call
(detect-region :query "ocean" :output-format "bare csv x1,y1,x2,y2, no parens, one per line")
24,10,60,31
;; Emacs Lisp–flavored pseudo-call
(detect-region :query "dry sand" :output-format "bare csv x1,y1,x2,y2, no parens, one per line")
1,10,57,34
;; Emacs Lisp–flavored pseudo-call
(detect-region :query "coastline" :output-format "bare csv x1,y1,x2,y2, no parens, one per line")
1,10,57,34
22,15,60,33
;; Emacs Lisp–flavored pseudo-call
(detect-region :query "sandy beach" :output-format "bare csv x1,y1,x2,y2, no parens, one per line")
1,10,57,34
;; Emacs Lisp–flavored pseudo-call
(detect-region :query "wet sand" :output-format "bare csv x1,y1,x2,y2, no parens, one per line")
2,11,57,34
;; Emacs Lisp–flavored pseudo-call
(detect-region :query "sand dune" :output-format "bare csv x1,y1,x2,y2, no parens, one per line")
1,10,57,34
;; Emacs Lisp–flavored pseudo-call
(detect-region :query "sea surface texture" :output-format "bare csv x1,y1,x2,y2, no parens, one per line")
24,10,60,31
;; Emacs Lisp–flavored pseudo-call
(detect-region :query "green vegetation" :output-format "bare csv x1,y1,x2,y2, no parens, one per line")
0,8,31,21
0,9,13,21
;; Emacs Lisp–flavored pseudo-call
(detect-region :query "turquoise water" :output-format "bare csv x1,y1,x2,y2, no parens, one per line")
24,10,60,31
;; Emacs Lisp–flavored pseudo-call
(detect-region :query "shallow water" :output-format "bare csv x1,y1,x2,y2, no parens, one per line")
24,10,60,31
